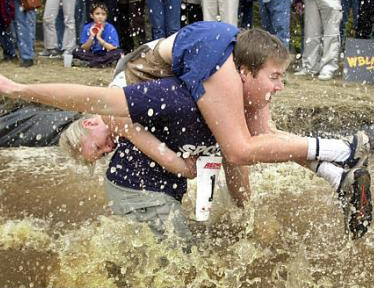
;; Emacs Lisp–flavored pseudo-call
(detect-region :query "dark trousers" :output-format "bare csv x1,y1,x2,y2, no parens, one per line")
116,0,146,54
0,25,16,57
181,2,203,27
356,0,374,39
73,48,123,67
239,0,254,28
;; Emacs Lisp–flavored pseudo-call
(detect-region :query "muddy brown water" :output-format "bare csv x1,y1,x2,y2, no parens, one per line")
1,59,374,287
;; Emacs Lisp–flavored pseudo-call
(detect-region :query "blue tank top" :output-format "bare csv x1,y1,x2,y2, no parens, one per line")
106,77,219,201
172,21,240,101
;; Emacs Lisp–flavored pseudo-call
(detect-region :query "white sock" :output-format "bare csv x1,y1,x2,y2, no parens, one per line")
310,161,344,191
307,137,317,160
306,137,351,162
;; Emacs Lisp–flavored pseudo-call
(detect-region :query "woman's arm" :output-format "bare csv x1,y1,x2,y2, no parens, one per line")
110,117,197,179
0,74,129,117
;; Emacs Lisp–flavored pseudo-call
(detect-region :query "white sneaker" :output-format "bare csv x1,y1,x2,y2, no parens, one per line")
318,73,333,81
38,49,62,58
335,131,370,170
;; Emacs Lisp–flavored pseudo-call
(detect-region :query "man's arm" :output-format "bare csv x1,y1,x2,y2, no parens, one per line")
222,157,251,208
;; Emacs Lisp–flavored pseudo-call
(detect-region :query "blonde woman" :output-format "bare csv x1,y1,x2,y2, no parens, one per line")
58,113,198,179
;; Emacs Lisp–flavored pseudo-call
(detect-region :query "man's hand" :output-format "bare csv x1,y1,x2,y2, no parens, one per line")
233,187,250,208
222,158,251,208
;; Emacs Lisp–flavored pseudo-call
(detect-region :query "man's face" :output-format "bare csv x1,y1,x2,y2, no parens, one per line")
80,117,115,162
90,7,107,24
241,59,286,109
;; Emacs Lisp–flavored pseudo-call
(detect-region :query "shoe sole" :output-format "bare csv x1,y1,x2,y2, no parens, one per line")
341,168,372,239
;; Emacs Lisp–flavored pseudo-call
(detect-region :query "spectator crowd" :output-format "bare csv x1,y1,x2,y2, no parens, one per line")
0,0,373,79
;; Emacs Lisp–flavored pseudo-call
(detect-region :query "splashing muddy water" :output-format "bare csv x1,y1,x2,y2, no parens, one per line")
0,147,373,288
1,62,374,287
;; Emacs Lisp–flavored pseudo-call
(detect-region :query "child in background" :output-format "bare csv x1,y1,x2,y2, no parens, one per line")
72,1,122,68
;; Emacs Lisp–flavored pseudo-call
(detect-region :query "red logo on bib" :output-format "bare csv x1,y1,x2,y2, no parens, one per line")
204,163,221,169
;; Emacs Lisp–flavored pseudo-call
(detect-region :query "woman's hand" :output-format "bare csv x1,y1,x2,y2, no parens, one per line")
0,74,21,97
183,156,198,179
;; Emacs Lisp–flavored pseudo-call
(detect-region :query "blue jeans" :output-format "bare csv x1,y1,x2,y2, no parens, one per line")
239,0,254,28
146,0,181,39
259,0,291,48
13,0,36,60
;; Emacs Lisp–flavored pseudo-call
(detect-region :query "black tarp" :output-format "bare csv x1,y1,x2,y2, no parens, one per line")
0,100,81,147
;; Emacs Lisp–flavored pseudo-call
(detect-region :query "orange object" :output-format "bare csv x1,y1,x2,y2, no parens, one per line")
92,23,102,35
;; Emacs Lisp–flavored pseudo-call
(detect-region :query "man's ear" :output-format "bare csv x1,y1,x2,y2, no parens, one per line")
239,66,250,82
82,118,98,129
240,72,246,82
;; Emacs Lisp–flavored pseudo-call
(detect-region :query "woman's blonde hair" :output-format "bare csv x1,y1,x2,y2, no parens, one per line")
59,114,96,169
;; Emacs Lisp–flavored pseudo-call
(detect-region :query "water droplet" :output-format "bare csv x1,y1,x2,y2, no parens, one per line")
182,152,190,158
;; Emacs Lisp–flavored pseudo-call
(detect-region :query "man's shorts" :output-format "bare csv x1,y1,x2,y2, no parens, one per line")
104,177,193,243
